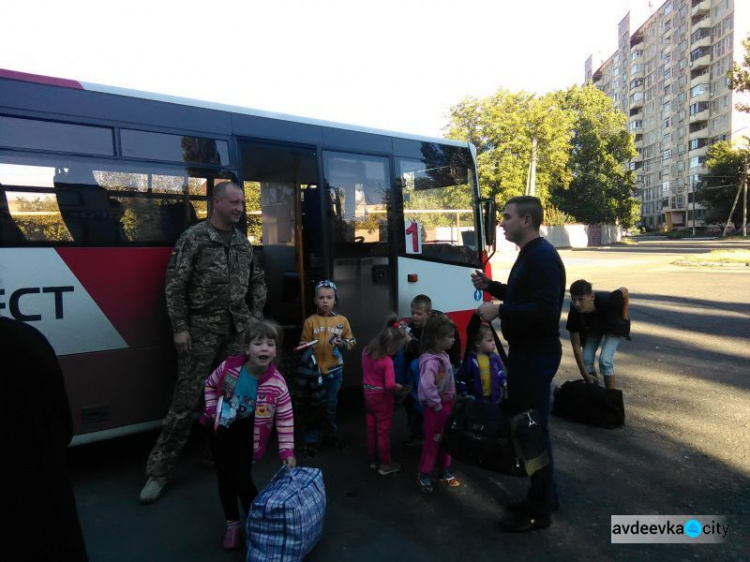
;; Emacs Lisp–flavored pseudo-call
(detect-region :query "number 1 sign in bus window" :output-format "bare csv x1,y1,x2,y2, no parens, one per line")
405,220,422,254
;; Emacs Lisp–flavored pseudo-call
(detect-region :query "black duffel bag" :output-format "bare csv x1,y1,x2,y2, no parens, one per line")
442,399,548,477
552,379,625,429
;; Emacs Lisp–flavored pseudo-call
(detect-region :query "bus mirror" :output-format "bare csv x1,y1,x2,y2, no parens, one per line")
482,199,496,248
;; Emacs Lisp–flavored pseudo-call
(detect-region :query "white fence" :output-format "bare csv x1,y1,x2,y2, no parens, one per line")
494,224,622,252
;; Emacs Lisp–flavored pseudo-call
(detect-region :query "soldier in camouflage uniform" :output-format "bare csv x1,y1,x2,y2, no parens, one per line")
139,181,267,504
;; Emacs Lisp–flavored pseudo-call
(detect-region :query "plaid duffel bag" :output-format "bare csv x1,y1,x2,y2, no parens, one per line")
247,466,326,562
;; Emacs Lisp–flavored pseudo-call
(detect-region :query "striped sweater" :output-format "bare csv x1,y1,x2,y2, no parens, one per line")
202,356,295,461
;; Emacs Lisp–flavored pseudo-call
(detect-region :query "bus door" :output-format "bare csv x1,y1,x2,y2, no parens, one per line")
238,141,319,344
322,151,393,385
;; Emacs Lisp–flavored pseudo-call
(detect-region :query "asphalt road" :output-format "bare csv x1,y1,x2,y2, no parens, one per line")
70,238,750,561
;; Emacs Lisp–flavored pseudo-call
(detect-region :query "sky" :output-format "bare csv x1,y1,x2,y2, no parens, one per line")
1,0,654,138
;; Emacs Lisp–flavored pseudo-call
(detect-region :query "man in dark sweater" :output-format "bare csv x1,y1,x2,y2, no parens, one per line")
473,196,565,533
567,279,631,390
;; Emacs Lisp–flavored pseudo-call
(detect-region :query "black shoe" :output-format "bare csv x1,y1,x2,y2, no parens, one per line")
507,497,559,513
498,512,551,533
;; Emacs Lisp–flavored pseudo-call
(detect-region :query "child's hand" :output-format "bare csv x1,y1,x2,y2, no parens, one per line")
283,457,297,468
395,383,404,392
332,336,343,347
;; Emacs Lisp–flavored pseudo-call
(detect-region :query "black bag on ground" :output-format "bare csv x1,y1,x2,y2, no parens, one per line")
442,399,548,477
552,379,625,429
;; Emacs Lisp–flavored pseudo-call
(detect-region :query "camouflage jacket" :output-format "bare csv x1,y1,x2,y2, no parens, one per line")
165,220,267,335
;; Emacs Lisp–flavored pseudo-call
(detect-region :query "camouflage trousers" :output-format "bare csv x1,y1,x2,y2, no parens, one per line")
146,326,245,480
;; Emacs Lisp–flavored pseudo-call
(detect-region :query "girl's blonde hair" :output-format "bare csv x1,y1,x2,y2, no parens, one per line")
244,320,283,346
364,313,407,360
420,314,456,355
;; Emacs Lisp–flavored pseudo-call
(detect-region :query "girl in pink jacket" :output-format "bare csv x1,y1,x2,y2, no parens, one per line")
202,321,295,550
417,314,458,494
361,315,406,476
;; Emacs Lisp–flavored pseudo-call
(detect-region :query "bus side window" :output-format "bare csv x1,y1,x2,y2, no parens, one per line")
159,200,197,243
54,166,125,245
0,188,26,244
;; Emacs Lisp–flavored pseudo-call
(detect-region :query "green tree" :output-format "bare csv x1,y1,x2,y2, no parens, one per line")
731,34,750,113
697,141,749,231
444,90,573,209
550,84,638,227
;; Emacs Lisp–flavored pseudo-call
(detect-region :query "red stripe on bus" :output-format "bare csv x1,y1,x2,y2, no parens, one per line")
56,248,172,347
0,68,84,89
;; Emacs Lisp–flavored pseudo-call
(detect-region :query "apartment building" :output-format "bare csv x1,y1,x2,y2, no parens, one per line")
585,0,750,231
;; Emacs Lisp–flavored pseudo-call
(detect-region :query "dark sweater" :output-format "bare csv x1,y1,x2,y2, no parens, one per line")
566,290,631,341
485,237,565,350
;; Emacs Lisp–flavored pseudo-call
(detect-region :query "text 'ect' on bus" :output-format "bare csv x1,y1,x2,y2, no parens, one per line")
0,286,74,321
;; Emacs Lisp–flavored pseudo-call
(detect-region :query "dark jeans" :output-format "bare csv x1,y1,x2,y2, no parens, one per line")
506,341,561,516
403,395,424,441
211,416,258,521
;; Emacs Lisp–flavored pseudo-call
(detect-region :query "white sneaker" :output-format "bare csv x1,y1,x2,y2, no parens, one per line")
377,462,401,476
139,477,167,504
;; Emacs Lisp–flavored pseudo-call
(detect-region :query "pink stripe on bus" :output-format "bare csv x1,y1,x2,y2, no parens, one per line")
0,68,83,89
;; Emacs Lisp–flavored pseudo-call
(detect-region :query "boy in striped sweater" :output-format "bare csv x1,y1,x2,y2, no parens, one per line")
201,320,295,550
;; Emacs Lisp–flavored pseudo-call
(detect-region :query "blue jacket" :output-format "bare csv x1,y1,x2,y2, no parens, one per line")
393,351,422,413
457,352,507,404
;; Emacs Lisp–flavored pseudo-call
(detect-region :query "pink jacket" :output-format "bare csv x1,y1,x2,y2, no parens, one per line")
361,351,399,392
202,356,295,461
418,351,456,412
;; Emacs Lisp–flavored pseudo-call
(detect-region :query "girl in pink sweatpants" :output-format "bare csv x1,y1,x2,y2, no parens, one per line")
417,314,458,493
361,316,407,475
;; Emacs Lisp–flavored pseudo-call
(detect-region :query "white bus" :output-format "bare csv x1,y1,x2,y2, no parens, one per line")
0,68,496,443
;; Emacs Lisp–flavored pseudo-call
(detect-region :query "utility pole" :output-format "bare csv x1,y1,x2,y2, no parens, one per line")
722,180,743,238
526,136,538,197
743,153,748,237
691,178,697,237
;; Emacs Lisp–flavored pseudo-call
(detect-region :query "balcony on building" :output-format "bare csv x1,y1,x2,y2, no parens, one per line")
629,119,643,133
691,0,710,18
689,137,709,157
690,46,711,70
689,101,709,123
691,14,711,32
630,29,644,49
690,83,710,104
689,123,709,141
630,91,645,110
690,27,711,50
690,67,710,86
592,68,603,83
630,64,645,79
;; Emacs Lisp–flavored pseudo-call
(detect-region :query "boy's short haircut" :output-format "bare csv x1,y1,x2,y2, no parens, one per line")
411,294,432,310
245,320,283,346
570,279,593,297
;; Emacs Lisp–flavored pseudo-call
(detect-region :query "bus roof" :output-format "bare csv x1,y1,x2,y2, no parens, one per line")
0,68,470,149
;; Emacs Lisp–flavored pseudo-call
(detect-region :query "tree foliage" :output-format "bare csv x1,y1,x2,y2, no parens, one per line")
698,141,749,230
444,90,573,209
731,34,750,113
445,84,638,226
550,84,639,227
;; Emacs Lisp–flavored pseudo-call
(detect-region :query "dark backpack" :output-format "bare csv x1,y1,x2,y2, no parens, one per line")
552,379,625,429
